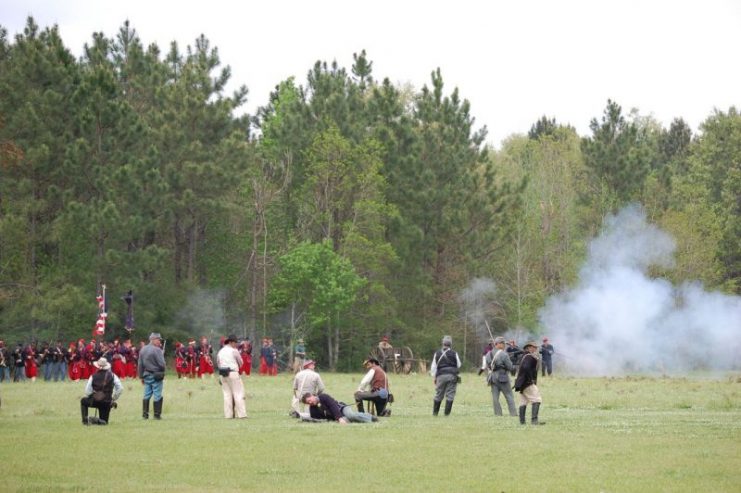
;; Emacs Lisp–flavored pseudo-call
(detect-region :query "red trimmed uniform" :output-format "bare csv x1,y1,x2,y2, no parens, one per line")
197,342,214,377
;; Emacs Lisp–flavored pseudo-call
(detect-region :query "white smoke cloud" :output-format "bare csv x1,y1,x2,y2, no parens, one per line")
539,204,741,375
177,288,226,338
460,277,498,340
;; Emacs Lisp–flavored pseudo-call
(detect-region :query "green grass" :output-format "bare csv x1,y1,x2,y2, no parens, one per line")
1,372,740,492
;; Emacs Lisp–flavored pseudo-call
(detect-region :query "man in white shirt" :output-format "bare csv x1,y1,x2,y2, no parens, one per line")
216,335,247,419
290,360,325,419
430,335,462,416
81,357,123,425
354,358,391,416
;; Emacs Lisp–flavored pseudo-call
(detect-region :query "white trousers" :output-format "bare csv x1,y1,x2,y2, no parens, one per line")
221,372,247,418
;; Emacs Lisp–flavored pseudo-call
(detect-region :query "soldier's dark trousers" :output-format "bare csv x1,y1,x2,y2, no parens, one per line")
81,396,111,424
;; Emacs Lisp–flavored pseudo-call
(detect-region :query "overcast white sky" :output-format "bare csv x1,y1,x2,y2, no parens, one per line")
3,0,740,147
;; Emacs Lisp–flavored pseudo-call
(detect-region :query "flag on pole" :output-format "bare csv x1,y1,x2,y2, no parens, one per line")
123,290,134,333
94,284,107,336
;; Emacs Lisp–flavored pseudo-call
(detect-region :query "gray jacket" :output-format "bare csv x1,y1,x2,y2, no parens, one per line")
138,343,166,377
485,349,513,385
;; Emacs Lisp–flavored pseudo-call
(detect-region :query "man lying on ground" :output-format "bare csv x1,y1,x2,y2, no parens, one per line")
301,392,377,424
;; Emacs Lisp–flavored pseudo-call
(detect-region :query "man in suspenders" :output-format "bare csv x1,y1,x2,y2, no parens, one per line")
430,335,461,416
354,358,391,417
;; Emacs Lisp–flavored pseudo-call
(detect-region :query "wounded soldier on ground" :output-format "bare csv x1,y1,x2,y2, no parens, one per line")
301,392,378,424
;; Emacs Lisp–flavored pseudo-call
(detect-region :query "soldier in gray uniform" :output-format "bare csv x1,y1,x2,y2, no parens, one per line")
430,335,461,416
484,336,517,417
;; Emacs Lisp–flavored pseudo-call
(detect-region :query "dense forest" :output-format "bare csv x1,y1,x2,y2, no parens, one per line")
1,19,739,369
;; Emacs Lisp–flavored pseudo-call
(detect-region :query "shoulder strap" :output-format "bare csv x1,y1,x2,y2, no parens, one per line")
489,349,503,370
437,348,450,366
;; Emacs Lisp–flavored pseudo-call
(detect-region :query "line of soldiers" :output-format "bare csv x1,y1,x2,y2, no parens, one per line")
479,337,555,377
173,337,215,379
172,336,258,378
0,338,143,383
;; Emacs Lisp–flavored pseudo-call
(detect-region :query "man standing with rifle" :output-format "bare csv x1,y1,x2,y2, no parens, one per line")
514,341,545,426
138,332,166,420
485,336,517,417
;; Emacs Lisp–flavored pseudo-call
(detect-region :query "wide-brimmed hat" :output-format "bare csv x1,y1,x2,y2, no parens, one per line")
523,340,538,350
149,332,162,342
363,357,380,366
224,334,238,344
93,357,111,370
303,359,315,369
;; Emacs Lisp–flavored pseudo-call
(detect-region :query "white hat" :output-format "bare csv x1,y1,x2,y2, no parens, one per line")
93,358,111,371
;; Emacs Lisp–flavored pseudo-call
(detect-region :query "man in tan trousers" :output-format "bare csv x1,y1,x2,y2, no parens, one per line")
216,334,247,419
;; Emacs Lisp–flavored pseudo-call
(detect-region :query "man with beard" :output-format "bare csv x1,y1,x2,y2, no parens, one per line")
514,341,545,426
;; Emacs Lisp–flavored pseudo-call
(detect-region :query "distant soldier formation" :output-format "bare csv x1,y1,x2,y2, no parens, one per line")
0,337,143,383
0,335,257,384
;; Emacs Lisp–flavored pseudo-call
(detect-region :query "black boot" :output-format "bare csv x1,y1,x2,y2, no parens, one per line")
153,398,163,420
444,400,453,416
142,399,150,419
81,402,89,425
531,402,545,425
356,401,365,413
433,400,441,416
519,405,527,425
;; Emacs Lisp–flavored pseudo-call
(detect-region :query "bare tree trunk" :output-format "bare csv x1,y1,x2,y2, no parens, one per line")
327,320,334,370
173,216,182,283
333,318,340,370
186,219,196,283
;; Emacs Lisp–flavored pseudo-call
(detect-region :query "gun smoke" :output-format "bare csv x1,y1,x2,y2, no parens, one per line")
177,288,227,342
539,204,741,375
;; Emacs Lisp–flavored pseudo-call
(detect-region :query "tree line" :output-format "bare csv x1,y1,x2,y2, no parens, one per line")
1,19,738,369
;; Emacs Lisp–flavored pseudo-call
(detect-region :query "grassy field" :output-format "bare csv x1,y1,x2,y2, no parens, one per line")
0,370,739,492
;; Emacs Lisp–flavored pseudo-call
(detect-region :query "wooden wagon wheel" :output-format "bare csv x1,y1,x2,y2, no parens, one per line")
369,347,393,372
400,346,414,374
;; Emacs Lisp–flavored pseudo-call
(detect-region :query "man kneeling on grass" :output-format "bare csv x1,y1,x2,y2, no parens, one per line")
301,392,377,424
81,357,123,425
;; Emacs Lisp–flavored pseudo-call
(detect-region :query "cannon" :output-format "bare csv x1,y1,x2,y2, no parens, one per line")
369,345,420,374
